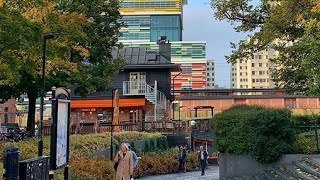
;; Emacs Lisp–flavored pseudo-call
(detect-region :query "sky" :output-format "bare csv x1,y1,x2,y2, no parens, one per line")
183,0,248,88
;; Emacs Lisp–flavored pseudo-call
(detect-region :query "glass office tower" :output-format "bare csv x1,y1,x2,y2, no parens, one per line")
119,0,207,90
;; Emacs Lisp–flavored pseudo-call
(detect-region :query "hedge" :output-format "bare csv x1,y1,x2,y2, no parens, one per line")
212,105,296,163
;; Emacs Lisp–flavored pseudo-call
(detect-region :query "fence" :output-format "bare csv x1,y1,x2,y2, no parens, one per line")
41,118,211,136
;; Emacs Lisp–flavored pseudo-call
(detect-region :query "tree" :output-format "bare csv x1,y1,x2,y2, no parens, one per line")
211,0,320,95
0,0,124,134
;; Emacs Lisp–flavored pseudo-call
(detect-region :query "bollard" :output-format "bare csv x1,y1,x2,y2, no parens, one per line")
3,146,19,180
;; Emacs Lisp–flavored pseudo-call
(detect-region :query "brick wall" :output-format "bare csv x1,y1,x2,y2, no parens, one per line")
0,99,17,123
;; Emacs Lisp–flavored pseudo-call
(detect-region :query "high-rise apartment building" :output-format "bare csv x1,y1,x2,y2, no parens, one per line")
206,60,215,89
118,0,207,90
230,48,277,90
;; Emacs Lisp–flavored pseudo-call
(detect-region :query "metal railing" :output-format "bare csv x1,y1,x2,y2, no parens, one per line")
123,81,147,95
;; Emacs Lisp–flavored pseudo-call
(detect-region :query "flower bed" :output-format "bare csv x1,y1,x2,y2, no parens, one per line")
0,132,166,180
134,148,199,178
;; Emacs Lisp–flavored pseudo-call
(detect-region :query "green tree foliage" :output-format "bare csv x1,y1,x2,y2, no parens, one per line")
212,105,295,163
0,0,124,133
211,0,320,95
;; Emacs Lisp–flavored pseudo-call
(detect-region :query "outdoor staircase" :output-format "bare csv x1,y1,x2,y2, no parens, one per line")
144,81,167,121
123,80,167,121
262,157,320,180
227,157,320,180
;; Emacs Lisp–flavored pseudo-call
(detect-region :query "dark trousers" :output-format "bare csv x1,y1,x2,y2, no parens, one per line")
200,160,206,174
178,159,184,172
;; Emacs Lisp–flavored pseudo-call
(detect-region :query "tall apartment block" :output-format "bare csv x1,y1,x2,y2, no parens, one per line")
118,0,207,90
230,48,277,90
206,60,215,89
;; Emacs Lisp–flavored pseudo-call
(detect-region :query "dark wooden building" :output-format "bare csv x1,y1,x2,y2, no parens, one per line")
70,40,179,131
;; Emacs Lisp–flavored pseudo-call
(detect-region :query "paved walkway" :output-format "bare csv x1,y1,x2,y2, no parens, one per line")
137,166,219,180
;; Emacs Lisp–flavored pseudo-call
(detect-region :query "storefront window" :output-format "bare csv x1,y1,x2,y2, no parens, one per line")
97,109,112,124
129,109,145,123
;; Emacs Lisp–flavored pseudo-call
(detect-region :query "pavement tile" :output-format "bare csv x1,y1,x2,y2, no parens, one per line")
137,166,219,180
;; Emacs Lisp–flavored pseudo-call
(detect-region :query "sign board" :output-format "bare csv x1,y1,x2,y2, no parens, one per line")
50,87,70,170
56,100,69,167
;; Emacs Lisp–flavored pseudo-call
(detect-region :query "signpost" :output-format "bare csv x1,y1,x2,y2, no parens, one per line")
50,87,70,180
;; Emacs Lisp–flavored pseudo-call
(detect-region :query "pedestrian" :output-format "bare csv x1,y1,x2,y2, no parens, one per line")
114,143,133,180
178,146,186,173
198,146,208,176
127,143,138,180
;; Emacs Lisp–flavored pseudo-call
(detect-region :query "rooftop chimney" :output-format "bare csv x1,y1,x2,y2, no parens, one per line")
157,36,171,61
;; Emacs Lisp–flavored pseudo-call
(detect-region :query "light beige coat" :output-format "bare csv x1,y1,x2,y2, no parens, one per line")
114,151,133,180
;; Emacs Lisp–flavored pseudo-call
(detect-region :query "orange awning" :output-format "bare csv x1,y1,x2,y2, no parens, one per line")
71,98,145,109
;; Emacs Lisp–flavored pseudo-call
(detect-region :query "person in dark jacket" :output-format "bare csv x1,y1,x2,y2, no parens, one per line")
178,146,186,173
198,146,208,176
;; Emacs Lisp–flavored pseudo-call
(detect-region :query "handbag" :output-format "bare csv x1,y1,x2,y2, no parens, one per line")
114,162,119,171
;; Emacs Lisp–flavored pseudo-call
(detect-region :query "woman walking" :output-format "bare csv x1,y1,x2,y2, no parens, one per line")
114,143,133,180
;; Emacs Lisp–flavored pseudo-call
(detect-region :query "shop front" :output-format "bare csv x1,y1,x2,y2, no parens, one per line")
70,98,146,133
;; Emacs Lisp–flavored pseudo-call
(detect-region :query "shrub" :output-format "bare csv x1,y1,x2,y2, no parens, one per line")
212,105,265,154
69,156,115,180
134,148,198,178
156,136,169,151
144,140,150,153
113,132,162,143
291,115,320,126
293,130,320,154
212,105,296,163
149,139,156,151
130,141,137,152
0,132,166,179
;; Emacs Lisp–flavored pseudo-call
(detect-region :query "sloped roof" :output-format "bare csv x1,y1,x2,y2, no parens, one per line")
112,47,172,65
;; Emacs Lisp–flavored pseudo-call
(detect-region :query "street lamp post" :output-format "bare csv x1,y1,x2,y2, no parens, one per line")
172,70,181,120
39,33,63,157
178,106,183,136
110,88,117,160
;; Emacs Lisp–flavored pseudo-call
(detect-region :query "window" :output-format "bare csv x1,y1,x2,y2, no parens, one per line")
259,63,263,67
150,15,181,42
266,63,269,67
259,55,263,59
211,73,214,76
207,78,210,81
254,55,259,59
252,79,255,83
181,64,192,74
252,71,255,75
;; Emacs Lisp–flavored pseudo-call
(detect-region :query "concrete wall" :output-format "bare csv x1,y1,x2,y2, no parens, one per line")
219,153,320,179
